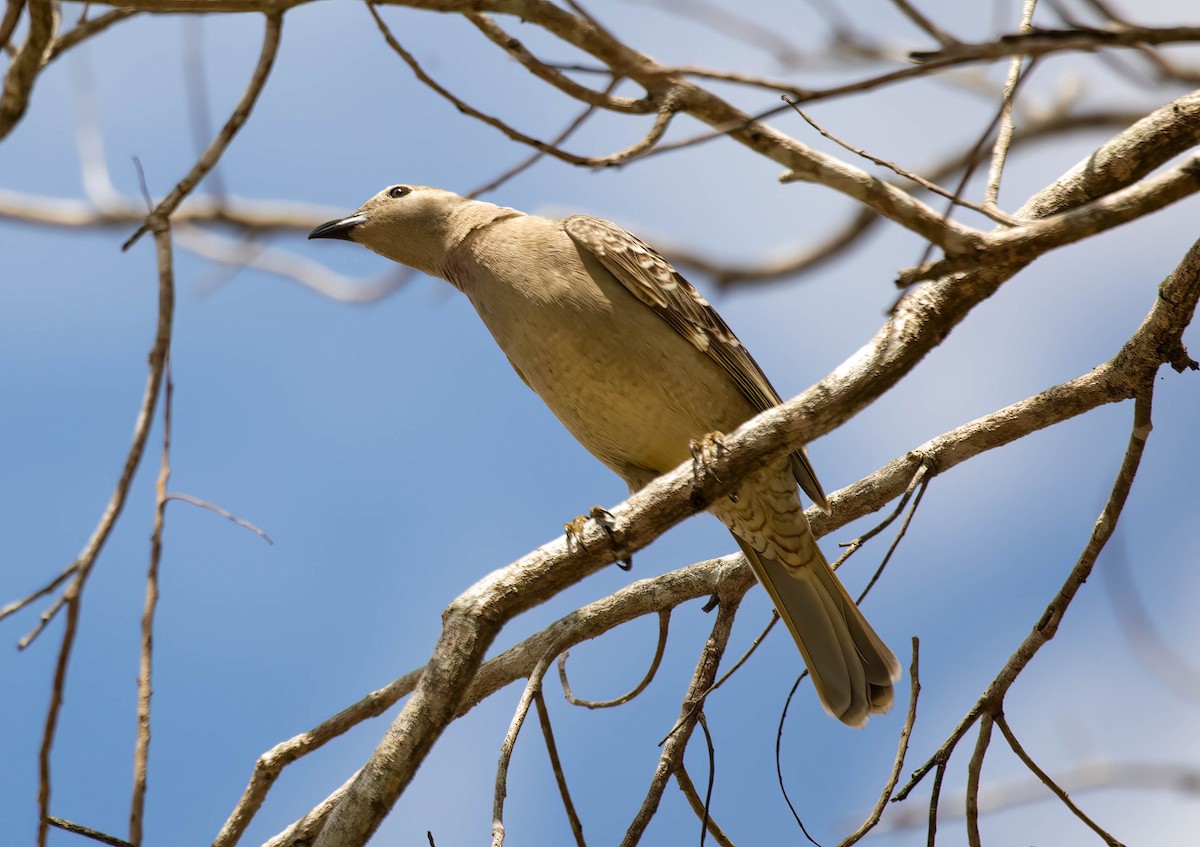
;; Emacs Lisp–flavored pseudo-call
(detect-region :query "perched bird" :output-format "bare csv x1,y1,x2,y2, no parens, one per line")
310,185,900,727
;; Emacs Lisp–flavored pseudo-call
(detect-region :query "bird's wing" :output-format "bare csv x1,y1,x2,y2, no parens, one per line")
564,215,828,510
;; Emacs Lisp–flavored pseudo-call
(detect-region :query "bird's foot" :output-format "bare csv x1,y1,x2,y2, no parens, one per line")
564,514,590,550
689,431,727,486
564,507,632,570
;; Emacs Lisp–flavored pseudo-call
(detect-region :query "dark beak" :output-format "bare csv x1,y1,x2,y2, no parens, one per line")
309,214,367,241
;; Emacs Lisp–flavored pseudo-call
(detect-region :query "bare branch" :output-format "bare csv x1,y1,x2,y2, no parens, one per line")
533,691,587,847
898,375,1163,807
31,214,176,847
675,764,736,847
129,362,173,847
911,24,1200,66
0,0,56,140
175,224,412,303
964,713,994,847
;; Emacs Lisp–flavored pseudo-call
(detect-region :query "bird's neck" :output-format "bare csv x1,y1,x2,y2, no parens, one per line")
434,201,523,286
440,202,524,270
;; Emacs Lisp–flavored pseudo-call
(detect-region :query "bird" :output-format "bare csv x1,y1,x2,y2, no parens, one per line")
310,185,900,727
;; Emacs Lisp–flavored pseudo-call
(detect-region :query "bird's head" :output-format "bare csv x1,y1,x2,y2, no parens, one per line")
308,184,490,277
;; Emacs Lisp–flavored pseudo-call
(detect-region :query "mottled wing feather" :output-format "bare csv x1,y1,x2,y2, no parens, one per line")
564,215,828,510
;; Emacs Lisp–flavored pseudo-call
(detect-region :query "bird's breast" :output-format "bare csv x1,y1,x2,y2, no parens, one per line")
458,233,754,483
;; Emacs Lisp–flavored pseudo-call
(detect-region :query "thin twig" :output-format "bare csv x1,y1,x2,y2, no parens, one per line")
926,759,947,847
658,611,778,746
695,711,716,847
984,0,1039,209
367,2,673,169
782,97,1022,226
47,817,134,847
46,8,134,62
130,361,173,846
464,12,649,114
122,12,282,251
910,24,1200,65
533,690,587,847
837,637,921,847
994,713,1124,847
910,58,1040,272
468,95,608,199
775,671,819,847
833,462,928,568
36,208,176,847
855,469,931,604
964,713,994,847
165,492,273,545
0,566,76,625
620,596,741,847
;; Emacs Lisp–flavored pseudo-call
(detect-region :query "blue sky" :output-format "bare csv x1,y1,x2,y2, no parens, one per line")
3,2,1199,845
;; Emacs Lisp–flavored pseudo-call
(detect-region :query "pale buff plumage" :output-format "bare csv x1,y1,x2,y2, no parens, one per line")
310,185,900,726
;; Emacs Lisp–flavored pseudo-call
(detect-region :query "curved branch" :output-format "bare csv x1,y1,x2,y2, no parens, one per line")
558,609,670,709
465,12,652,114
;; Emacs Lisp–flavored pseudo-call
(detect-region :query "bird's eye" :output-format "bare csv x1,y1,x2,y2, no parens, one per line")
388,185,411,199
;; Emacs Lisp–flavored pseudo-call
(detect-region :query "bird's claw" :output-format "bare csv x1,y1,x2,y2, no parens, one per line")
590,506,632,570
564,507,631,570
689,431,727,485
564,514,590,550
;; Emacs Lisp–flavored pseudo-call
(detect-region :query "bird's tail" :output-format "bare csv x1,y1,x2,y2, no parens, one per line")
733,535,900,728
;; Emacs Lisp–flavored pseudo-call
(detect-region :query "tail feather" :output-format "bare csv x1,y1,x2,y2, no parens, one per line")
735,536,900,728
